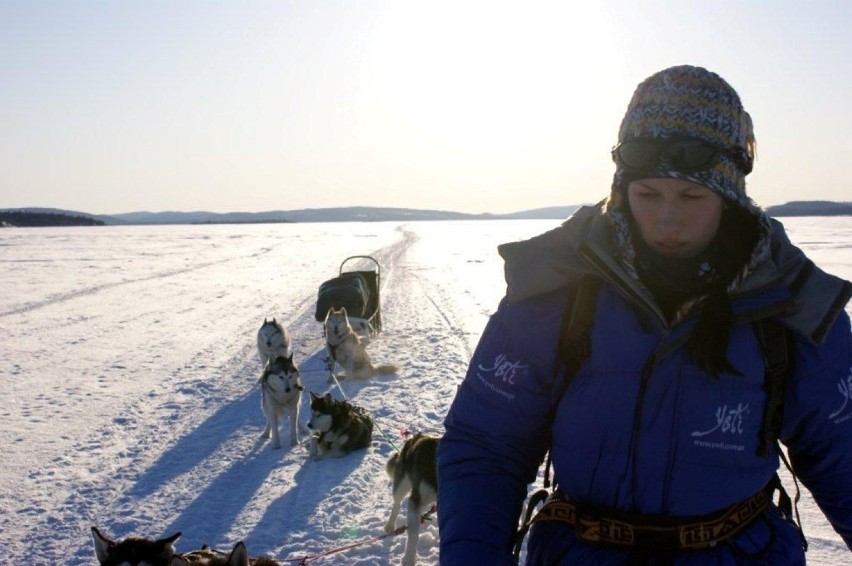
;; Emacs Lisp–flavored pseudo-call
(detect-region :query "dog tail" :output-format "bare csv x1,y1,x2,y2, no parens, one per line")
386,451,400,480
372,363,399,376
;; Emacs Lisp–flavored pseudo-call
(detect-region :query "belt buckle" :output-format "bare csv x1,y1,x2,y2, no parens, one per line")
576,512,603,543
679,523,717,549
577,512,636,546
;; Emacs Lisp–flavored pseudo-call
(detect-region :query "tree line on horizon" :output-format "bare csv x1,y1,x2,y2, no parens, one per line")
0,211,105,228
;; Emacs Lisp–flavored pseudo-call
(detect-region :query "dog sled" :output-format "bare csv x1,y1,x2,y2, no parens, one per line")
315,255,383,339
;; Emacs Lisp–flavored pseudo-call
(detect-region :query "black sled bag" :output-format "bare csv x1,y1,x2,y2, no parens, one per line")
315,272,371,321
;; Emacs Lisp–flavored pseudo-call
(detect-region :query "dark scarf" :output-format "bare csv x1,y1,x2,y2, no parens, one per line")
634,238,718,319
631,207,760,377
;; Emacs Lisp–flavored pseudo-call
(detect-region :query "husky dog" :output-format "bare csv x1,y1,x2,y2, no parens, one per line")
91,526,181,566
170,541,280,566
257,318,291,366
306,391,373,460
385,433,440,566
260,354,305,449
324,307,398,379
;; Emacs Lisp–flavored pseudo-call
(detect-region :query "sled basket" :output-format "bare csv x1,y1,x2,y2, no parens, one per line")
314,255,382,335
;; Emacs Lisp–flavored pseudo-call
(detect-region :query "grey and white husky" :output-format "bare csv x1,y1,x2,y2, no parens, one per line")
91,526,181,566
306,391,373,460
324,307,398,379
385,433,440,566
260,354,305,449
257,317,291,366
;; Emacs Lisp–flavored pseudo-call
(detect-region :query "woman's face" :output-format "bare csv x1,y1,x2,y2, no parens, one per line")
627,178,725,258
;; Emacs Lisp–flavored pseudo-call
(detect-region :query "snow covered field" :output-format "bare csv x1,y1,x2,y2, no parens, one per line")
1,217,850,565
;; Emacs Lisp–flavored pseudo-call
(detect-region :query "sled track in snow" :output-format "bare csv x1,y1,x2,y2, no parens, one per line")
0,247,276,319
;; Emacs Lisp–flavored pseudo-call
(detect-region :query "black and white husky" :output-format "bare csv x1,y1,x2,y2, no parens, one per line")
306,391,373,460
260,354,305,449
256,318,291,366
384,433,440,566
324,307,398,379
91,526,181,566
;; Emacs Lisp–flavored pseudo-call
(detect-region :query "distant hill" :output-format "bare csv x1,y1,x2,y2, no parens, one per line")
3,200,847,227
764,201,852,216
0,205,583,225
104,206,583,224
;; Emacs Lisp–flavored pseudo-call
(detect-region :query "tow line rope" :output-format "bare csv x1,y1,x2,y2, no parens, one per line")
280,505,437,564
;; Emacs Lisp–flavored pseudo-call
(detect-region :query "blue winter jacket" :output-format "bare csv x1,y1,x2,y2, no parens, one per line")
438,205,852,565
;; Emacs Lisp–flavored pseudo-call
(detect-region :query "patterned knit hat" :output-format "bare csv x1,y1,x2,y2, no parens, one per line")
605,65,773,309
609,65,757,210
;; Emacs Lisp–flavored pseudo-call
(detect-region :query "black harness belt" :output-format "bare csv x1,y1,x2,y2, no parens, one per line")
527,488,770,551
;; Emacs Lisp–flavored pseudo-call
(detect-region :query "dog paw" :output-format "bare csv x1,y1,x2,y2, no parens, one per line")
383,521,396,534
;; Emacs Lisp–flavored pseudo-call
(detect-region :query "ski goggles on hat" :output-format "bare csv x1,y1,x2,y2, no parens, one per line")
612,137,753,175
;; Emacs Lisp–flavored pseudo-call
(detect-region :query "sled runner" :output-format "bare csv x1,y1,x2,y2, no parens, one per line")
315,255,383,339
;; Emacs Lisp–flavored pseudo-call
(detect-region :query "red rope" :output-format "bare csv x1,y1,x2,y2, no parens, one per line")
281,526,407,564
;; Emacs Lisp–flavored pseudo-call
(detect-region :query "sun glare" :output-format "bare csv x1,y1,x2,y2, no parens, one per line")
369,4,614,152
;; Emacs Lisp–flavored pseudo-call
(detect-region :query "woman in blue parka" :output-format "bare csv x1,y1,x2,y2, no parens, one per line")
437,65,852,565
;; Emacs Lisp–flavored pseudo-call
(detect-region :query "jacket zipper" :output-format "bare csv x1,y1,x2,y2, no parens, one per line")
629,350,658,511
578,243,669,329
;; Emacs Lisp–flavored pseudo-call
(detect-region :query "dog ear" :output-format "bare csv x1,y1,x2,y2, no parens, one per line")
91,527,113,563
310,391,320,401
158,532,182,556
225,541,249,566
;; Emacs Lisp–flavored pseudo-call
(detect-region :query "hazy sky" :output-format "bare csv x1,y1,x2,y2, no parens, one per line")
2,1,851,215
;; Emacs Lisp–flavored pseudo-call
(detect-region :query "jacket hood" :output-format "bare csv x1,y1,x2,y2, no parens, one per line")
498,204,851,345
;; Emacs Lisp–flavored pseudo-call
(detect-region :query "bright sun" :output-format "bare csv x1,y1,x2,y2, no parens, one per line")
368,4,615,152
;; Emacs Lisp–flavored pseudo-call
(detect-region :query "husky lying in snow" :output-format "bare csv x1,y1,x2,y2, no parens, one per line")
91,526,181,566
324,307,398,379
260,354,305,449
91,528,279,566
256,317,291,366
385,433,440,566
307,391,373,460
174,541,280,565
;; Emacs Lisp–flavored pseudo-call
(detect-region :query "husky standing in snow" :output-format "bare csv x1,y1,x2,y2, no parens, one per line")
385,433,440,566
260,354,305,449
91,526,181,566
256,317,291,366
306,391,373,460
324,307,397,379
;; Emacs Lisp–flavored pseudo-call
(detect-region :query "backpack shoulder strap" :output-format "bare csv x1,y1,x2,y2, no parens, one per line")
514,276,604,562
752,317,792,458
752,317,808,549
555,275,604,379
540,276,603,489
